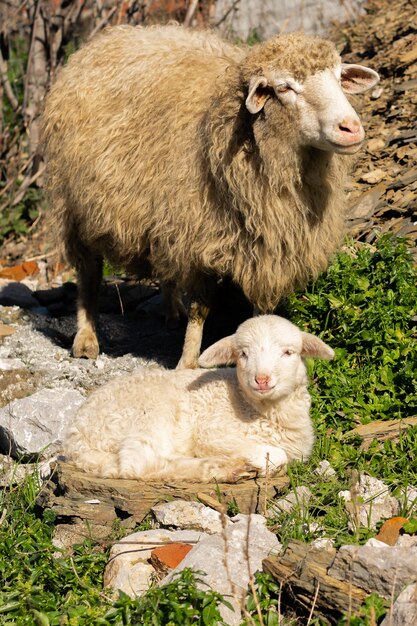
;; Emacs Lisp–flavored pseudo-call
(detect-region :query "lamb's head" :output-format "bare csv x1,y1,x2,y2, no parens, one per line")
242,32,379,154
198,315,334,404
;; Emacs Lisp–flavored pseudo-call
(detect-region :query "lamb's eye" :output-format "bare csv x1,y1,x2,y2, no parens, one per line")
240,350,248,359
283,349,294,357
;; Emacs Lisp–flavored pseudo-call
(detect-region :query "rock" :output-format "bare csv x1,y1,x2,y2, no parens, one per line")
338,473,400,530
314,460,336,479
162,514,281,626
380,583,417,626
268,486,312,516
0,280,40,309
152,500,229,534
52,522,110,555
310,537,335,551
104,529,204,596
0,358,25,369
38,461,289,537
0,388,85,458
359,169,386,184
328,538,417,599
0,452,56,487
375,517,409,545
263,539,368,620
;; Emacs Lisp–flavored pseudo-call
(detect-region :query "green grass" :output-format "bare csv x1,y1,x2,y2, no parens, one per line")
0,234,415,625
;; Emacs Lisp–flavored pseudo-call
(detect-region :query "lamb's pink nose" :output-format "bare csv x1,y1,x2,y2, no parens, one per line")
255,374,271,390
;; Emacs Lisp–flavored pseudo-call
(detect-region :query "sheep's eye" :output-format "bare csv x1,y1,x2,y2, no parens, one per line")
282,349,294,357
240,350,248,359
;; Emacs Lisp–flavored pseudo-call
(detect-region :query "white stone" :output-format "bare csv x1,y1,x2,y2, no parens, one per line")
104,529,205,597
314,460,336,479
338,473,400,530
152,500,229,534
0,388,85,458
0,358,26,370
268,486,312,516
162,514,281,626
380,583,417,626
310,537,335,551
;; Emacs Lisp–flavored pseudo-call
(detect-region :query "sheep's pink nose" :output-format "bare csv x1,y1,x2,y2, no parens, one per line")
255,374,271,390
338,118,361,135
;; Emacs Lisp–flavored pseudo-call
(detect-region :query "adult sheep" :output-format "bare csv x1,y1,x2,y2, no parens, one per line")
40,25,379,367
63,315,334,482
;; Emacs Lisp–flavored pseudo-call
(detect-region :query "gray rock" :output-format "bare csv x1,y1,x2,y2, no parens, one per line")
0,388,85,458
0,280,40,309
104,529,205,597
215,0,365,40
268,486,312,516
52,522,110,556
380,583,417,626
328,539,417,599
338,473,400,530
152,500,229,534
0,452,56,486
314,460,336,479
0,358,26,370
163,514,281,626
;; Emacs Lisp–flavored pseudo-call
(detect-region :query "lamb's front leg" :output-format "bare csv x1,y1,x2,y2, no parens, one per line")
244,445,288,477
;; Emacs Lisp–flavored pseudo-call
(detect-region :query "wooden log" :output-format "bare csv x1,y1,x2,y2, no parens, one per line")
263,540,369,624
344,416,417,450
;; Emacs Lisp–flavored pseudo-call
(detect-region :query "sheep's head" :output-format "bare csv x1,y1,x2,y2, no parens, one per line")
242,32,379,154
198,315,334,404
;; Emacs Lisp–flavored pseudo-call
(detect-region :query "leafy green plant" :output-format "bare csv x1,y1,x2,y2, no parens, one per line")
288,235,416,432
101,569,230,625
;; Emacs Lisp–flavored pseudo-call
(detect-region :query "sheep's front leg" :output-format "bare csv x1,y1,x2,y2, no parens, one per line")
245,445,288,477
72,255,102,359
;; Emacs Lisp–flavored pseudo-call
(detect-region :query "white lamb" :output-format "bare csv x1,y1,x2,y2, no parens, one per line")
63,316,334,482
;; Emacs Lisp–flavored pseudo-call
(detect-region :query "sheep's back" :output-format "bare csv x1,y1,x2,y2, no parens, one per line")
41,25,242,269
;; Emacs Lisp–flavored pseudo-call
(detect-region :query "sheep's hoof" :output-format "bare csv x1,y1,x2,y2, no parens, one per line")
227,463,259,483
72,329,99,359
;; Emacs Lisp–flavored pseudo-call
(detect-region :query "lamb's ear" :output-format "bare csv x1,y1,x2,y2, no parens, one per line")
198,335,237,368
246,76,271,114
341,64,379,94
301,332,335,360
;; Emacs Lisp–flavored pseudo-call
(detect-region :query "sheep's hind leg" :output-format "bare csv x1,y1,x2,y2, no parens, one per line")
151,457,259,483
177,276,219,369
72,254,103,359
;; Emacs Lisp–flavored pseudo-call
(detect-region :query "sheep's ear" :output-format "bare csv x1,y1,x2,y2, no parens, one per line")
301,332,334,360
198,335,237,368
246,76,271,114
341,64,379,94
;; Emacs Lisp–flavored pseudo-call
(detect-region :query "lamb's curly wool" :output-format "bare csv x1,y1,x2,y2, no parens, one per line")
40,25,378,365
63,315,334,482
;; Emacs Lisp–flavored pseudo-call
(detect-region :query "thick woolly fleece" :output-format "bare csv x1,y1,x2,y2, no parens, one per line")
63,316,334,482
41,26,349,313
